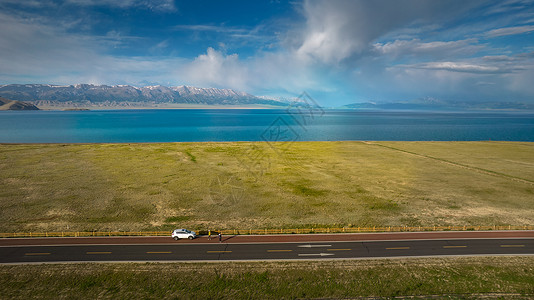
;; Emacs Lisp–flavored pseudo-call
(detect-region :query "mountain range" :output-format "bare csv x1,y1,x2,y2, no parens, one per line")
0,84,285,107
2,84,532,111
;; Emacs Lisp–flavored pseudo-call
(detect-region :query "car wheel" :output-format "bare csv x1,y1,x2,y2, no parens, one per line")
173,236,179,240
188,236,194,240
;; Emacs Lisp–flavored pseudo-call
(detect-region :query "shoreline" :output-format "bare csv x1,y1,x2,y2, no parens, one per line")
6,106,534,113
34,103,286,111
1,140,531,145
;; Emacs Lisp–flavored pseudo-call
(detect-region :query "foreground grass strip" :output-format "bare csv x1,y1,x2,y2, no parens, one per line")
1,257,533,299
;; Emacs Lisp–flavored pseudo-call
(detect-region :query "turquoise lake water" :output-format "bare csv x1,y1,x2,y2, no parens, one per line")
0,109,533,143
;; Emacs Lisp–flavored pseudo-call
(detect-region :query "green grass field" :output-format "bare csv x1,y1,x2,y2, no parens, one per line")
1,141,533,232
1,257,533,299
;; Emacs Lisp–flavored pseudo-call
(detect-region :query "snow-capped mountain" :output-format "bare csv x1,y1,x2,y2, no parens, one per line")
0,84,285,106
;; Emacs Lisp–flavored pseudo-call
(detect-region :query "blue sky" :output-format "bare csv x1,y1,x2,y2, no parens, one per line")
1,0,534,106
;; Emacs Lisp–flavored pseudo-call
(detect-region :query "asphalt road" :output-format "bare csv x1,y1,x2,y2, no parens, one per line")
1,238,533,263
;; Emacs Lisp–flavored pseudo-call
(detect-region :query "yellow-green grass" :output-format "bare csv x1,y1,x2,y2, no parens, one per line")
1,257,533,299
0,141,533,232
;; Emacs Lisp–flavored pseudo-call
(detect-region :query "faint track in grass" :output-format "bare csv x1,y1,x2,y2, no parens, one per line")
363,142,534,186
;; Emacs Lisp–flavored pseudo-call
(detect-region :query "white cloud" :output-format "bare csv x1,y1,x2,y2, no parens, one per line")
0,0,55,8
484,0,534,16
292,0,477,65
373,39,482,59
182,47,249,90
149,39,170,54
360,52,534,102
482,55,518,62
409,62,503,73
285,0,534,103
486,25,534,37
172,23,278,48
179,47,322,95
0,11,184,85
65,0,176,12
0,12,95,75
399,51,534,75
172,25,247,34
350,62,529,103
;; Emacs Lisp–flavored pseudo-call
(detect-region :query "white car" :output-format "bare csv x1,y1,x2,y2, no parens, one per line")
172,229,196,240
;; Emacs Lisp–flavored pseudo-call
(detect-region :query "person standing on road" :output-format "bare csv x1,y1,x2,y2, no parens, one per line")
208,230,211,240
218,232,222,243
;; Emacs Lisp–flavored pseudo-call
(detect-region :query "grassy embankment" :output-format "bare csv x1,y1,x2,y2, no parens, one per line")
1,141,533,232
1,257,533,299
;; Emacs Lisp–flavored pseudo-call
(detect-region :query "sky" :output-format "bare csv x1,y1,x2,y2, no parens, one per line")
1,0,534,106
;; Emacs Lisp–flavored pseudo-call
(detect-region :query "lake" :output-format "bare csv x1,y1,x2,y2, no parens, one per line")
0,109,533,143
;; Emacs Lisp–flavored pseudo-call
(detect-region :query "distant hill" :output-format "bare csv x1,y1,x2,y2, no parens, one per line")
0,84,286,107
0,97,39,111
342,98,534,111
342,102,449,110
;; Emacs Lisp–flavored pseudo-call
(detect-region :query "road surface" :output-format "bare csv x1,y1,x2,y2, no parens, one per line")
1,231,532,263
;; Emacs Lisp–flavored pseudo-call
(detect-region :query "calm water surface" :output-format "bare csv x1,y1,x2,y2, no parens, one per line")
0,109,533,143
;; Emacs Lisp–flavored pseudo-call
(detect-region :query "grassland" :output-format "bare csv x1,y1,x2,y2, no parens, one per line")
1,257,533,299
0,141,533,232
